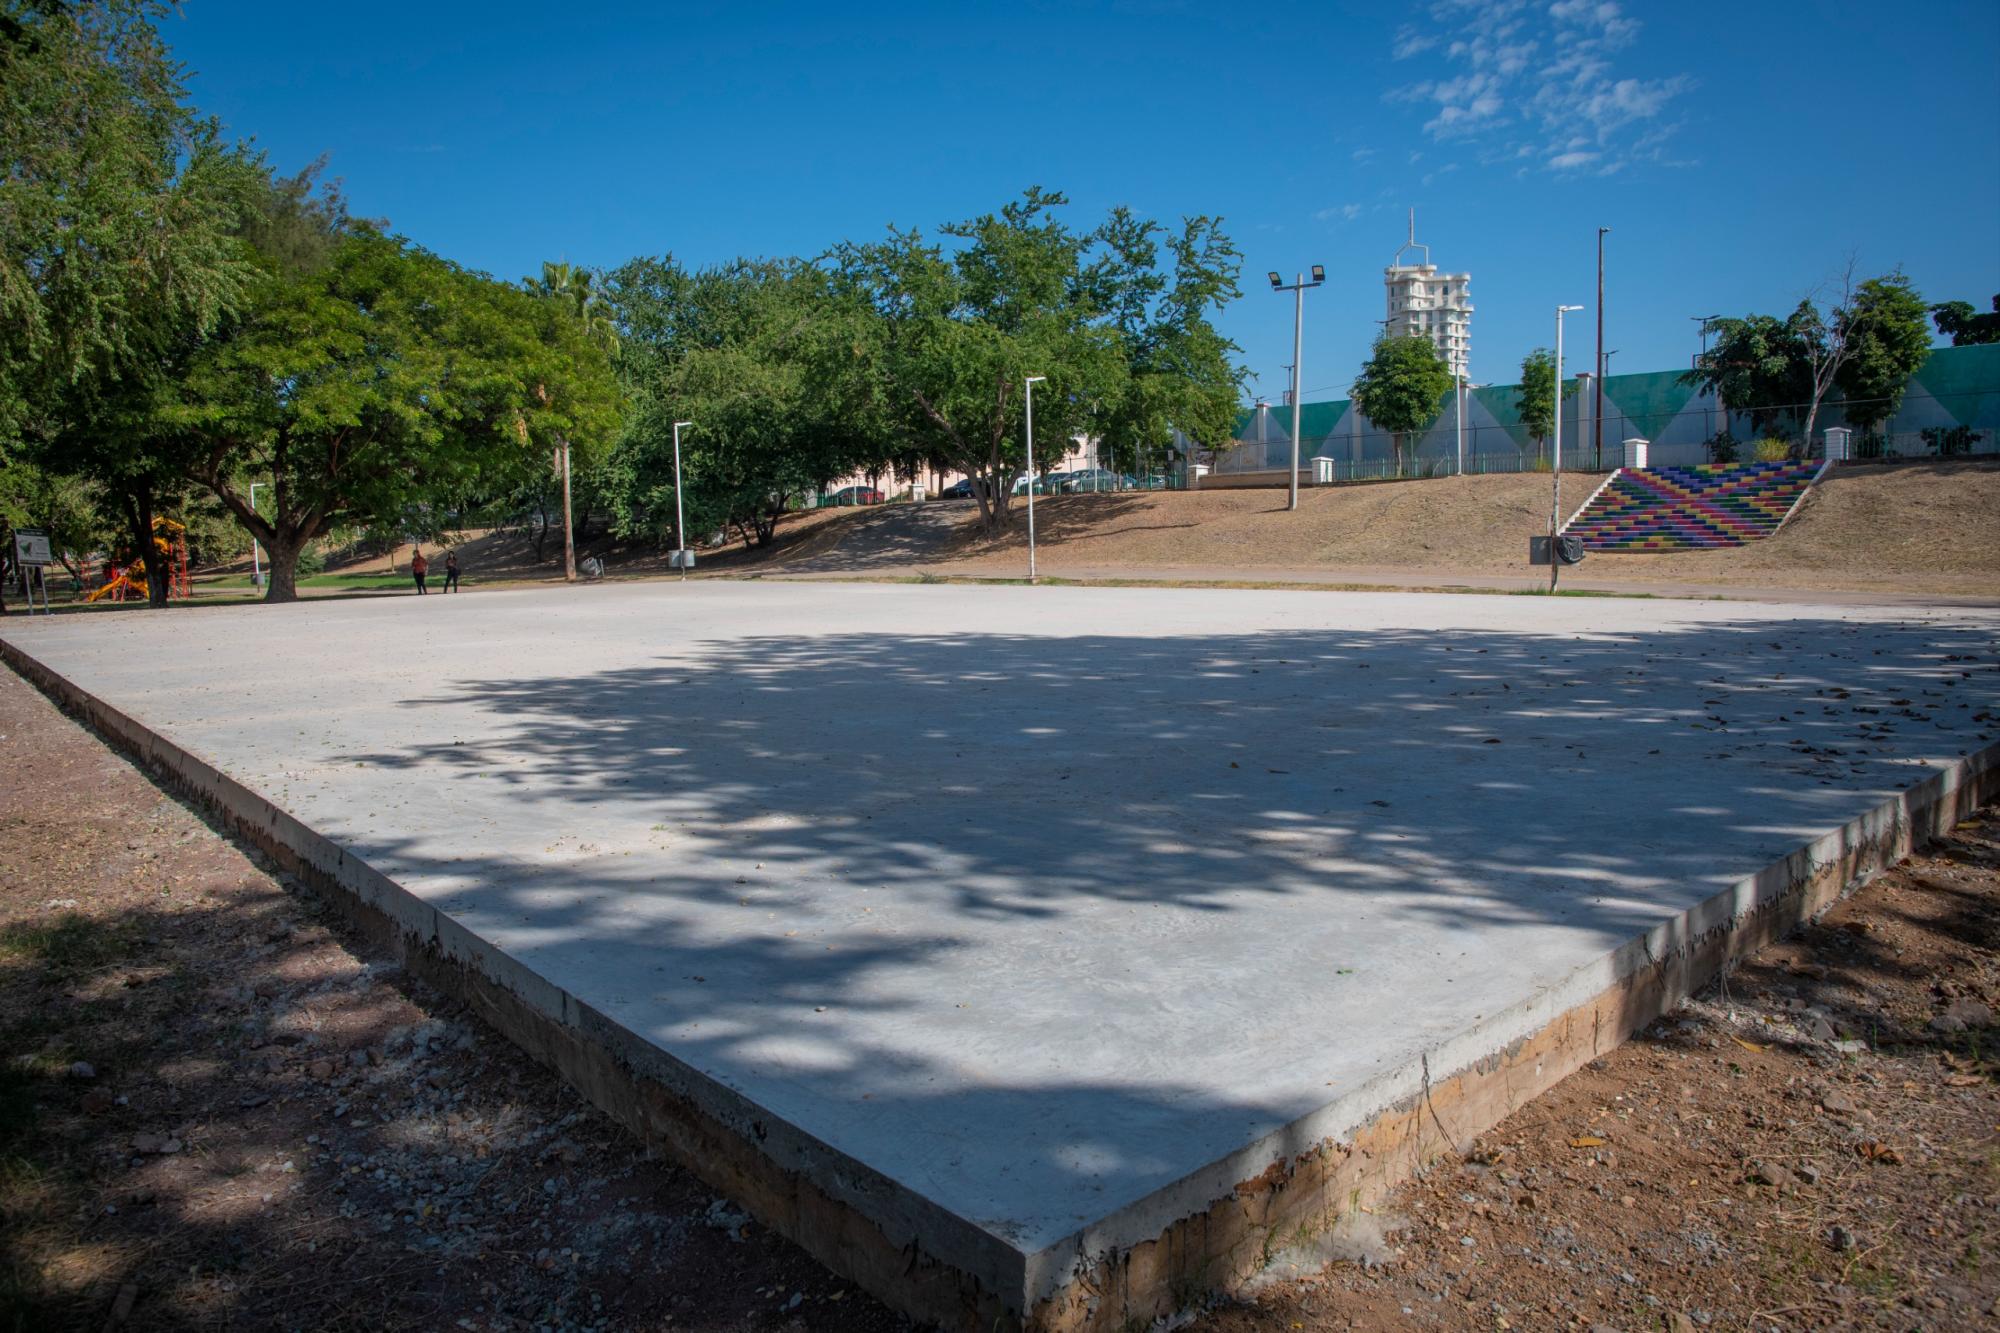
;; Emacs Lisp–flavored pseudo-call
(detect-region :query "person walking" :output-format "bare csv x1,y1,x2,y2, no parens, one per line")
410,546,429,595
442,550,460,593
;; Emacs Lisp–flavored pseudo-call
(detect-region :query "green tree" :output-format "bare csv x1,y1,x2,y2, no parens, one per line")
829,188,1128,529
173,229,616,601
602,257,881,549
1088,210,1244,479
1685,266,1905,451
1350,335,1453,470
1835,271,1932,437
524,260,622,579
1929,295,2000,347
1515,349,1556,457
0,458,107,582
1,0,262,604
1681,311,1814,439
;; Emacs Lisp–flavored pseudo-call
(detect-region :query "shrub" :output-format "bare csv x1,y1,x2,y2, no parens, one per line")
294,545,326,578
1753,438,1793,462
1704,431,1741,464
1921,425,1984,457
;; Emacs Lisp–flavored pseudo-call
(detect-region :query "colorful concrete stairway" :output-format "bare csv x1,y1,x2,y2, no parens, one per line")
1561,460,1828,552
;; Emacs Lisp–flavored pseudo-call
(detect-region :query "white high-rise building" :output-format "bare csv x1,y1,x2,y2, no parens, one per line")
1382,210,1471,380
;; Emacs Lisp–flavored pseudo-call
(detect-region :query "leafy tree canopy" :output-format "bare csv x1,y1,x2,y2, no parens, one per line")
1930,295,2000,347
171,228,618,600
0,0,259,455
1350,334,1453,464
1836,271,1932,433
828,188,1222,527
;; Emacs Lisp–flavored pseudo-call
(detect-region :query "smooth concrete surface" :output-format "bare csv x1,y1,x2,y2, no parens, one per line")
8,584,1999,1303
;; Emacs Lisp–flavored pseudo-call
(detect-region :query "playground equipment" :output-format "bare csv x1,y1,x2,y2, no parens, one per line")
86,517,193,603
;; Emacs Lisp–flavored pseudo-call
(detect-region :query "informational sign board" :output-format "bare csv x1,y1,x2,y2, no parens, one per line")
12,527,51,566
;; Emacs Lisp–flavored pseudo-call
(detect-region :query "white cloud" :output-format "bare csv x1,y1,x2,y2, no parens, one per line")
1384,0,1694,174
1314,203,1367,223
1392,24,1440,59
1351,147,1378,163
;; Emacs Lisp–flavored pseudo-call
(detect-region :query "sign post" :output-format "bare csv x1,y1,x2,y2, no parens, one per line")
12,527,52,614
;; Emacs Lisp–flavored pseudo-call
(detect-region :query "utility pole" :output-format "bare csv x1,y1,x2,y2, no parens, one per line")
1692,314,1721,435
1594,227,1608,471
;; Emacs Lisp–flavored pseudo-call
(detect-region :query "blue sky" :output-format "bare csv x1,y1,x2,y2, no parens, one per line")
172,0,1999,403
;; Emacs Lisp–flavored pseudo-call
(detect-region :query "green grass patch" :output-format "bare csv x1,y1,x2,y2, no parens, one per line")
214,572,416,591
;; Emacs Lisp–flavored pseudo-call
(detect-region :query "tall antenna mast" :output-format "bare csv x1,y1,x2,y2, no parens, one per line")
1391,207,1430,268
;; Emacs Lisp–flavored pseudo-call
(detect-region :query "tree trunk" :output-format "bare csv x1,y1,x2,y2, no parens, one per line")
260,533,304,603
123,489,170,609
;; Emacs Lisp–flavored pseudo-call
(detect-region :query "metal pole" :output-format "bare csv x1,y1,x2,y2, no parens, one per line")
1025,376,1044,582
249,482,265,589
1289,276,1303,510
1594,228,1608,470
672,421,692,582
1552,305,1582,591
560,442,576,583
1455,376,1465,477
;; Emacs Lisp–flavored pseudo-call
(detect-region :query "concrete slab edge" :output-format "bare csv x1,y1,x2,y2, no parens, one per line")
1025,740,2000,1330
0,637,1025,1331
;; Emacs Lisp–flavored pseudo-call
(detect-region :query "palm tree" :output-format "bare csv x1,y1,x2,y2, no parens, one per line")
524,262,619,581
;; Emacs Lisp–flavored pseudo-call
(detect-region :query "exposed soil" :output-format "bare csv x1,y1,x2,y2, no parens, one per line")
2,654,1996,1332
717,459,2000,598
1192,812,2000,1333
0,666,905,1332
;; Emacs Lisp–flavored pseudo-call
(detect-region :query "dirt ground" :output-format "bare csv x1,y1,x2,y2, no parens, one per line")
3,655,1997,1332
0,665,906,1333
704,459,2000,598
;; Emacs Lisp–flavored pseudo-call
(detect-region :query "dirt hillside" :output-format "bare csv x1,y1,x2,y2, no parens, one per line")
741,459,1999,597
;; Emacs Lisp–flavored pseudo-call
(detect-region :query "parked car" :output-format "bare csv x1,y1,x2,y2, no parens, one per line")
1056,469,1135,493
939,478,979,499
1011,471,1069,496
826,486,883,506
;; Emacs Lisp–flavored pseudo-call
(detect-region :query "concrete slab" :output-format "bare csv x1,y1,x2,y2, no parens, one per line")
7,584,1999,1326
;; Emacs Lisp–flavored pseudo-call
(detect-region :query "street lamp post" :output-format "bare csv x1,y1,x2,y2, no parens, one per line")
248,482,265,589
1024,376,1045,583
1455,377,1468,476
672,420,693,582
1552,304,1584,592
1594,227,1609,470
1268,266,1325,510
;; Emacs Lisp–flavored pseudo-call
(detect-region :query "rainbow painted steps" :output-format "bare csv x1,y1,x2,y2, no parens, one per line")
1562,461,1828,553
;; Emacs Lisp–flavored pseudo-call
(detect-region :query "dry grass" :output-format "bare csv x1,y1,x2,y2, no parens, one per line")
745,459,2000,597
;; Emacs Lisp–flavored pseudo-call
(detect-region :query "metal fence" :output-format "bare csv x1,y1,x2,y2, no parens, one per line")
1215,390,1997,481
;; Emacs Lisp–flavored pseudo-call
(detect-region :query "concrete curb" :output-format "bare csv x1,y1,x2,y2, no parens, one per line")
5,629,1995,1330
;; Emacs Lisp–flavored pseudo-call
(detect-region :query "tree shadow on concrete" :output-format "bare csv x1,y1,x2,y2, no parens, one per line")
325,610,2000,1252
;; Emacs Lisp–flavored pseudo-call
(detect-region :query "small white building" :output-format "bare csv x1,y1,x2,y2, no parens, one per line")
1382,210,1471,381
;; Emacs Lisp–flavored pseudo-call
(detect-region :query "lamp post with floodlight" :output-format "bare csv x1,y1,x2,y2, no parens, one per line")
1268,266,1325,511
